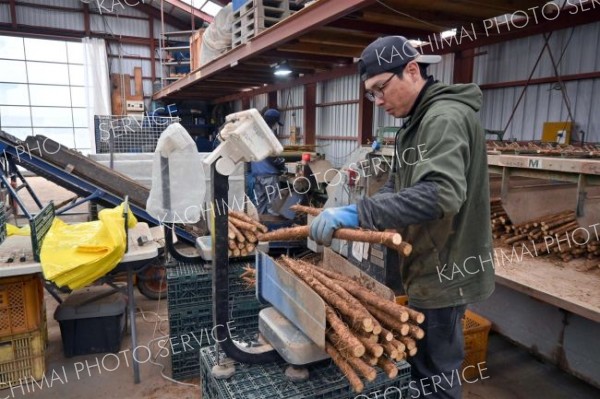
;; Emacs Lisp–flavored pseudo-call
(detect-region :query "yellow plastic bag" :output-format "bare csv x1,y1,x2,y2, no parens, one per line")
40,202,137,290
7,224,30,236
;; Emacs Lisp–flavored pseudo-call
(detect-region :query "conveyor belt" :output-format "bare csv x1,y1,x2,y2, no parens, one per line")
0,130,197,243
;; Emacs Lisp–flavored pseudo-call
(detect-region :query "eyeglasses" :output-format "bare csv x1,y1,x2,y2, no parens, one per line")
365,74,396,102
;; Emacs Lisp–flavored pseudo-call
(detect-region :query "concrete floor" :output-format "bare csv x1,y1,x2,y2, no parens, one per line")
2,177,599,399
3,291,596,399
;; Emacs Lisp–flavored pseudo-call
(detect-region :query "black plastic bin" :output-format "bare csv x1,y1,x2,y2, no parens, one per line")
54,286,127,357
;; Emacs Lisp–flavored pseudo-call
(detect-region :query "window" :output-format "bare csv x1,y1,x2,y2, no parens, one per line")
181,0,223,16
0,35,89,153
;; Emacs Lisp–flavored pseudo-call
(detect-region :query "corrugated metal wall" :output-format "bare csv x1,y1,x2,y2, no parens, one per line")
316,75,360,167
0,5,9,24
17,4,85,31
278,86,304,146
251,93,268,111
373,53,455,131
107,42,155,98
475,21,600,142
233,99,243,112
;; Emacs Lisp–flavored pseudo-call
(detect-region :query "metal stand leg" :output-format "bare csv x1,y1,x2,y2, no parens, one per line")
211,163,280,367
128,266,140,384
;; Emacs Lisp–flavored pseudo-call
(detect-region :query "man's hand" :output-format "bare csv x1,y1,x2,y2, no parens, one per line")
309,204,359,246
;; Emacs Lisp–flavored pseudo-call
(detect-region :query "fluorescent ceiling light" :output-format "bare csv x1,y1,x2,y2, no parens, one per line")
441,29,457,38
274,61,292,76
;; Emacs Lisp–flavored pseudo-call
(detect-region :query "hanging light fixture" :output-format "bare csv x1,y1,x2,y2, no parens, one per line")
273,60,292,76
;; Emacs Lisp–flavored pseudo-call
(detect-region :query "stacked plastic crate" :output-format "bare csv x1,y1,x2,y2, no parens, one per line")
0,275,47,389
232,0,291,48
200,345,411,399
167,261,265,380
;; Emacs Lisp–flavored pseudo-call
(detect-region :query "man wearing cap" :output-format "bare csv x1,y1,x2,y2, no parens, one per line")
310,36,494,398
250,108,286,215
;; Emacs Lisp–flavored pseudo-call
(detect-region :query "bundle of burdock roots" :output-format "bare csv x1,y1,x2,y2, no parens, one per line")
278,256,424,393
227,210,268,257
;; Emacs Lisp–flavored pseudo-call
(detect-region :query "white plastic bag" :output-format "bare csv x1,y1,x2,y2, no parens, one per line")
200,4,233,65
146,123,206,224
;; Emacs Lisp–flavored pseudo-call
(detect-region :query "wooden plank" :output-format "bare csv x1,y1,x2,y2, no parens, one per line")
123,74,133,101
110,73,124,115
190,28,204,71
133,67,143,100
493,243,600,323
488,154,600,176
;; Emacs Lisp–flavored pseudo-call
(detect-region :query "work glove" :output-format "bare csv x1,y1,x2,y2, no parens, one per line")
309,204,359,246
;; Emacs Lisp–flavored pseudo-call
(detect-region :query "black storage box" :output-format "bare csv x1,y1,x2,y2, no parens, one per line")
54,286,127,357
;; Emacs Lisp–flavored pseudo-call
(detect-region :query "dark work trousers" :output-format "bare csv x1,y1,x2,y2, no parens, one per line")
407,304,467,399
253,175,280,214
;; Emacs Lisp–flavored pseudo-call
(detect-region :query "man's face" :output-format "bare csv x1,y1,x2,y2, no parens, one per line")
364,62,422,118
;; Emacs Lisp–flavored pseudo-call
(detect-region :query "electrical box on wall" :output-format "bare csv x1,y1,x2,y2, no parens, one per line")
126,101,144,113
542,121,573,144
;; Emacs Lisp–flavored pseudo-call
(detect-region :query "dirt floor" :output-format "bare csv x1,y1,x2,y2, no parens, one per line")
1,177,599,399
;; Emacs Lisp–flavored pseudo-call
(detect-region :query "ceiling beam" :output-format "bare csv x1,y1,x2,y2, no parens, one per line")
328,17,436,36
0,22,155,45
213,63,357,103
279,42,362,57
135,2,191,30
297,32,373,48
263,50,352,64
421,4,600,54
9,0,16,28
361,11,458,31
153,0,378,100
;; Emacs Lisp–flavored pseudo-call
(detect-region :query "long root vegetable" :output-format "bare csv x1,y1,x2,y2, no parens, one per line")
228,221,245,243
408,324,425,340
280,258,373,333
326,343,364,393
274,256,427,389
229,216,257,233
355,335,384,358
290,259,375,332
399,336,416,351
229,210,268,233
343,354,377,382
290,204,322,216
378,357,399,379
258,225,412,256
227,211,263,258
325,307,365,358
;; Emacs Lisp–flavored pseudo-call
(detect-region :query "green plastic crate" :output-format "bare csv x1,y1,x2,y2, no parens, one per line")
199,345,411,399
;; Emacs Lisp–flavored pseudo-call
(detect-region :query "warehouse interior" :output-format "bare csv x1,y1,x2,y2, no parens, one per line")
0,0,599,398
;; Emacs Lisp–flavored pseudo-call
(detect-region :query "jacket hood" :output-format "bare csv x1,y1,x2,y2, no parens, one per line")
415,82,482,118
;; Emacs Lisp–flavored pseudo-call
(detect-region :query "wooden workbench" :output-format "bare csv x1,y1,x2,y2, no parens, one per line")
493,243,600,323
471,243,600,388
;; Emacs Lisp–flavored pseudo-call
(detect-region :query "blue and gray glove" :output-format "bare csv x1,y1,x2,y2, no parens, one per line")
309,204,359,246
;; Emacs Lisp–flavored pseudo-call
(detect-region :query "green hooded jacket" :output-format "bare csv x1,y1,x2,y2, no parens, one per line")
357,81,495,309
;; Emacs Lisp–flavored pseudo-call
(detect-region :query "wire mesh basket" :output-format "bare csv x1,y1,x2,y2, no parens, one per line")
94,115,180,154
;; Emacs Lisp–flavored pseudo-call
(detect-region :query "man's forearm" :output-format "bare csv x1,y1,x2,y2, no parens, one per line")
357,180,443,230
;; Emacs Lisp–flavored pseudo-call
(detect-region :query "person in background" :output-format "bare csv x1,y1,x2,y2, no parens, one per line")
249,108,286,215
310,36,494,399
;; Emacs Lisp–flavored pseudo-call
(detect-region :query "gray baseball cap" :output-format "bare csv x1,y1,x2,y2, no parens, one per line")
358,36,441,81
